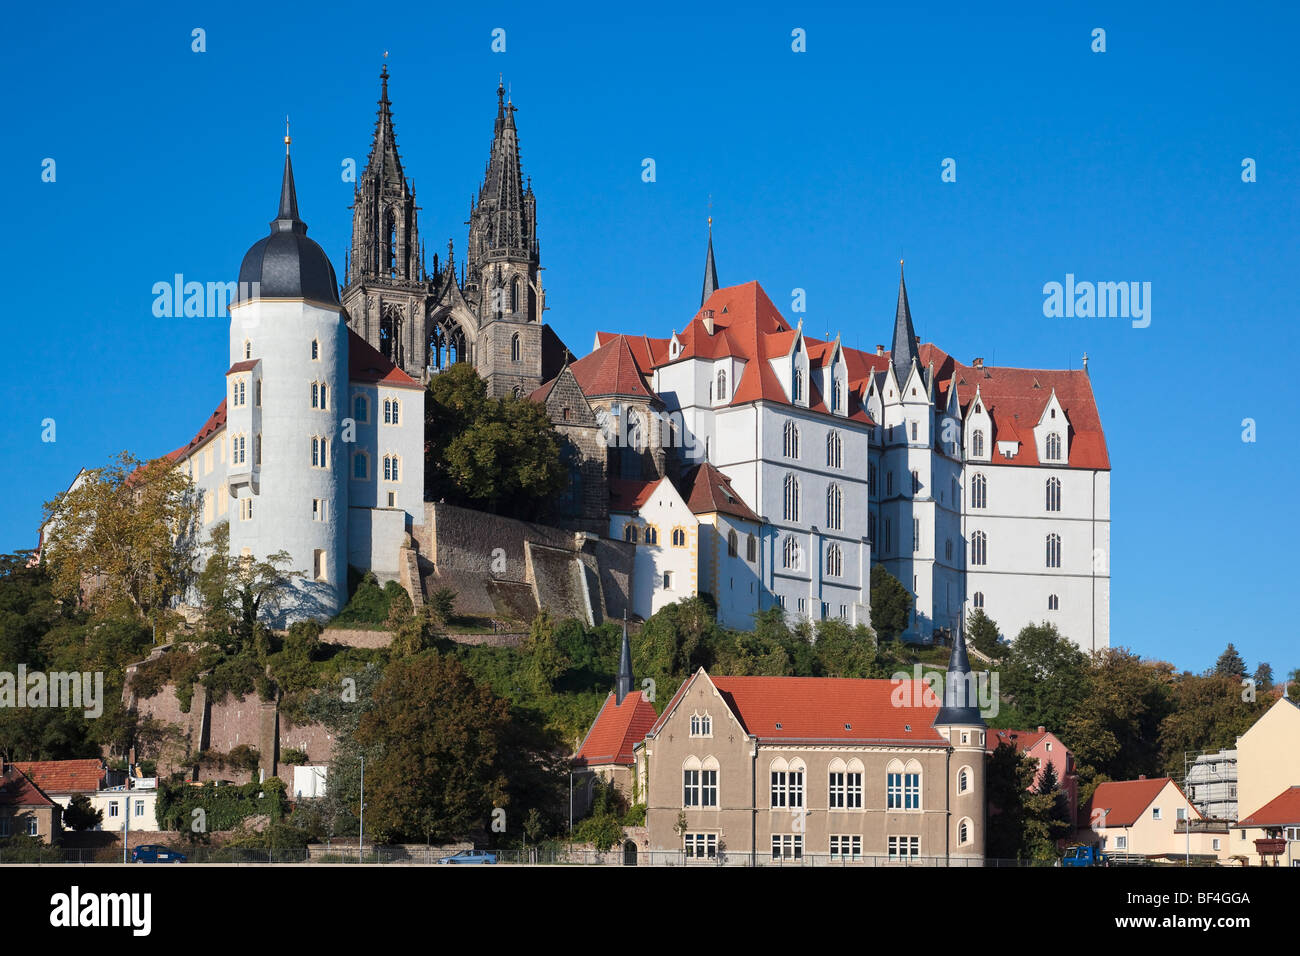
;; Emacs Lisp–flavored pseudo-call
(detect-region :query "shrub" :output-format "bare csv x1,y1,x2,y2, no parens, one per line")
429,588,457,624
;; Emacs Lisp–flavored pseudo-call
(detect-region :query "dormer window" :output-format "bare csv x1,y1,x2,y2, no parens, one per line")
1045,433,1062,461
831,378,842,412
792,369,804,403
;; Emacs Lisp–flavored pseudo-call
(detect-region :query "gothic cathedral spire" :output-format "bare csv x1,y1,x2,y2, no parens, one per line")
701,217,719,306
890,260,921,387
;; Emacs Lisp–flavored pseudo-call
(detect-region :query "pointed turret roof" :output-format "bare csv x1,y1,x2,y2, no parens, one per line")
365,65,406,186
616,618,634,705
701,221,719,306
478,79,527,239
933,624,986,728
890,261,921,391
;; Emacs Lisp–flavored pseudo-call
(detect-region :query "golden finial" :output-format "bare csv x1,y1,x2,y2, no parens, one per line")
284,115,291,154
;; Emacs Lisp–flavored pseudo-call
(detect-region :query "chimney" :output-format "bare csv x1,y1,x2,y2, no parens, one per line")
972,357,984,369
875,344,884,356
703,309,714,335
1138,774,1147,780
1038,726,1045,734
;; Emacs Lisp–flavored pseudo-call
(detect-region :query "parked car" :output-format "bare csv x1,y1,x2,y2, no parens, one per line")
131,844,187,863
436,849,497,865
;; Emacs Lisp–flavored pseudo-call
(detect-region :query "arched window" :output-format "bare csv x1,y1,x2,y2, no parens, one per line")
792,368,804,403
782,535,800,570
511,277,521,313
727,529,738,557
1046,477,1061,512
623,524,639,544
958,818,971,845
826,543,843,577
783,421,800,459
911,469,920,496
716,369,727,402
826,430,842,468
971,473,987,509
383,455,400,482
671,527,687,547
886,759,922,811
973,591,984,609
644,525,658,545
1046,432,1062,461
971,428,985,458
971,530,987,566
1048,594,1059,610
243,340,251,360
353,394,368,422
510,332,521,363
783,474,800,521
746,533,757,562
690,712,712,736
1046,533,1061,568
826,483,842,530
958,767,971,794
831,378,842,412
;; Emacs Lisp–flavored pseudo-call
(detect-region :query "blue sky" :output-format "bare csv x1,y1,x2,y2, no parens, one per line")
3,1,1297,674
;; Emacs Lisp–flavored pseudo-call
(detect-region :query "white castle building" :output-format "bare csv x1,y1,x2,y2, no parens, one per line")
165,141,425,621
552,245,1110,651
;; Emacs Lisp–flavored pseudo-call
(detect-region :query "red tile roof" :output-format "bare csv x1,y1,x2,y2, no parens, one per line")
0,768,55,808
682,462,760,522
573,691,658,767
985,727,1054,754
1239,787,1300,827
570,335,656,399
650,670,947,744
165,399,227,463
226,359,260,374
589,279,1107,470
347,328,423,390
12,758,105,794
609,477,666,513
1085,777,1188,828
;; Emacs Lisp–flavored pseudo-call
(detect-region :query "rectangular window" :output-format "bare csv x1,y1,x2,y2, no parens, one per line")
771,771,786,808
684,833,717,859
1116,835,1128,850
135,800,145,817
904,773,920,810
887,772,902,809
313,549,326,582
913,517,920,552
830,835,862,860
910,421,918,441
0,819,9,837
387,492,396,507
888,836,920,860
701,770,718,807
829,772,864,809
771,834,803,860
109,802,120,818
683,769,700,807
240,497,253,521
663,571,673,590
27,818,38,836
312,498,327,522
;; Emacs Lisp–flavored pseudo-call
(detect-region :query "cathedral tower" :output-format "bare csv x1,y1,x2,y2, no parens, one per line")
467,80,545,397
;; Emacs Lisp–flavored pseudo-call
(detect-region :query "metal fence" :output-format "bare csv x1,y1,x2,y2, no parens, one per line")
2,845,1051,866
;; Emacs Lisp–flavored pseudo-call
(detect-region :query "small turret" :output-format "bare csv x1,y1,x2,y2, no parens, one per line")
615,616,634,705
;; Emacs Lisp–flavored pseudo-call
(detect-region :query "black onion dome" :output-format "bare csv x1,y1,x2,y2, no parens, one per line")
237,151,340,305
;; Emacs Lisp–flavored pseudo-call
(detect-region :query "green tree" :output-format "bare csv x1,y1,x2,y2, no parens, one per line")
1067,648,1173,787
41,451,201,617
869,565,911,643
1001,622,1089,733
1213,644,1247,679
62,793,103,831
985,742,1033,859
353,652,512,843
194,522,299,649
1253,662,1274,691
522,609,571,692
967,608,1002,658
811,619,883,678
424,363,567,518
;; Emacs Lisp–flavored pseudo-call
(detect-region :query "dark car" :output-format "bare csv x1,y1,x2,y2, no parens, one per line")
131,844,187,863
436,849,497,865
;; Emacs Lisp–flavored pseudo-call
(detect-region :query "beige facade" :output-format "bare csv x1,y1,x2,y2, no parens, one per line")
635,669,986,864
1233,697,1300,865
1087,779,1229,862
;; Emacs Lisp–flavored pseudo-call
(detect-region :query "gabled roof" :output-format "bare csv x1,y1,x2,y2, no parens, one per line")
226,359,260,375
609,477,666,513
1085,777,1190,828
166,399,227,463
573,691,658,767
985,727,1059,754
12,758,106,795
682,462,760,523
1239,787,1300,827
347,328,423,389
570,335,656,399
0,767,55,808
650,669,947,745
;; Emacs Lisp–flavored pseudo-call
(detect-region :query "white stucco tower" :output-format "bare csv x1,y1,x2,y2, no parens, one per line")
227,137,348,620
